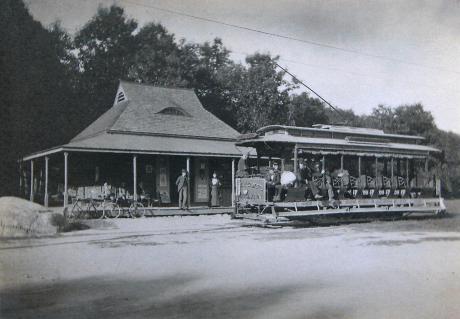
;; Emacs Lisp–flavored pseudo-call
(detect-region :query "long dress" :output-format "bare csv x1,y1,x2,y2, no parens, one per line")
210,178,221,206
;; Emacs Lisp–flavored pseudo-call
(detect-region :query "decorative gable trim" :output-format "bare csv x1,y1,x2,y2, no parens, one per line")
114,84,127,105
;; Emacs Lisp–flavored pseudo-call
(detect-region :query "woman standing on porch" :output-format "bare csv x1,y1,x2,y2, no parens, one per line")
210,172,222,207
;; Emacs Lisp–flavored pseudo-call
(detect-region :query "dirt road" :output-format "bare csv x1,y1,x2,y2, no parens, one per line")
1,202,460,319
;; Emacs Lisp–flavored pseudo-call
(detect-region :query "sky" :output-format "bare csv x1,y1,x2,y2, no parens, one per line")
25,0,460,133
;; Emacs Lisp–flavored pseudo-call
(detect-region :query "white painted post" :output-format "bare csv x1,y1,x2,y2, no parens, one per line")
406,158,410,186
64,152,68,208
358,156,362,176
19,161,22,197
322,155,326,186
133,155,137,201
340,154,344,188
186,157,191,208
231,158,235,207
293,146,298,176
391,157,394,179
30,160,34,202
375,157,378,177
44,156,49,207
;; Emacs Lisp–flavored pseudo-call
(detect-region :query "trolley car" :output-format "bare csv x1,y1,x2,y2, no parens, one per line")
233,124,446,224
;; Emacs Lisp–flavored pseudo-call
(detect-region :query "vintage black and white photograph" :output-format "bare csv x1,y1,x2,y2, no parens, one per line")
1,0,460,318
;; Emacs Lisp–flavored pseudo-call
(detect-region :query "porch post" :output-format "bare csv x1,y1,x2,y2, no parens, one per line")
340,154,344,171
186,157,191,208
358,156,362,176
19,161,23,197
44,156,49,207
293,145,298,176
375,157,378,177
322,155,326,185
133,155,137,201
30,160,34,202
281,158,285,171
64,152,68,208
424,157,429,173
231,158,235,207
406,158,410,186
390,157,394,179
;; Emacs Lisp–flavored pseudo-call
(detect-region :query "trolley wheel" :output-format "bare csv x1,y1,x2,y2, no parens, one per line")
129,202,145,218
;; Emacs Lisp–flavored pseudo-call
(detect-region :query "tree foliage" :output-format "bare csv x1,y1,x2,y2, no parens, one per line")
218,53,292,132
74,5,137,122
0,0,82,195
2,2,460,197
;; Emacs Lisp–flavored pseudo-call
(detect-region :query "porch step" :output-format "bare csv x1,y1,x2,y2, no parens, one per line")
146,207,232,217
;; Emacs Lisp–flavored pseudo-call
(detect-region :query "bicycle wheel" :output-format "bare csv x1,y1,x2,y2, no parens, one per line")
129,202,145,218
87,202,104,219
106,203,122,218
101,202,112,219
68,201,83,219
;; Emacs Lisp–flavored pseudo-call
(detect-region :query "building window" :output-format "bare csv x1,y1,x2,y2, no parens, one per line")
157,107,191,117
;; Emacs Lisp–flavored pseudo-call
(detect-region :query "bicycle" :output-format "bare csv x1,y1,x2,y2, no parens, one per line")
101,196,122,219
67,197,104,220
128,198,146,218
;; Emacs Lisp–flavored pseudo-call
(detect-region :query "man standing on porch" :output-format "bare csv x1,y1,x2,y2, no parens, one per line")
176,169,188,209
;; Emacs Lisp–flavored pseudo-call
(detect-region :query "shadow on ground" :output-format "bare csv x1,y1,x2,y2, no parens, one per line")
0,275,351,319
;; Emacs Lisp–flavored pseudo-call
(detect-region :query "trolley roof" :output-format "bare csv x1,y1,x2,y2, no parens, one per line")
237,125,440,158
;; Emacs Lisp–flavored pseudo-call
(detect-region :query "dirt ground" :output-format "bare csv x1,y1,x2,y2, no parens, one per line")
1,200,460,319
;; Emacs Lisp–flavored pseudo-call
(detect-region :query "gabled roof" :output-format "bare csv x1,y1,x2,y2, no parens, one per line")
73,81,240,142
17,80,253,160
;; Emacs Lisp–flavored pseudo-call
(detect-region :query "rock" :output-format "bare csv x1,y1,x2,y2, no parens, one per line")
0,197,58,237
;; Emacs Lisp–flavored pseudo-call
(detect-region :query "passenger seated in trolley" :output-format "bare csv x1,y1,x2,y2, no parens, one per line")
266,156,436,202
266,162,284,201
233,125,444,218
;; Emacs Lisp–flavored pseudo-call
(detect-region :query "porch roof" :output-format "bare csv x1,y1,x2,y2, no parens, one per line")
22,132,253,161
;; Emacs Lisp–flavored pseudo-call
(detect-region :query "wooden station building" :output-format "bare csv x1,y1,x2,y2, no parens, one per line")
20,81,250,208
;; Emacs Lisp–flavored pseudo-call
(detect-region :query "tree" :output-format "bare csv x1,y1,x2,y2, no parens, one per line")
220,53,292,132
74,5,137,122
0,0,79,195
392,103,436,137
128,23,186,86
193,39,235,126
48,22,79,88
288,92,329,127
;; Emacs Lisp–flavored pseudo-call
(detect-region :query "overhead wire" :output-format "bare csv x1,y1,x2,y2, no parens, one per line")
119,0,458,121
121,0,460,75
274,63,348,122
